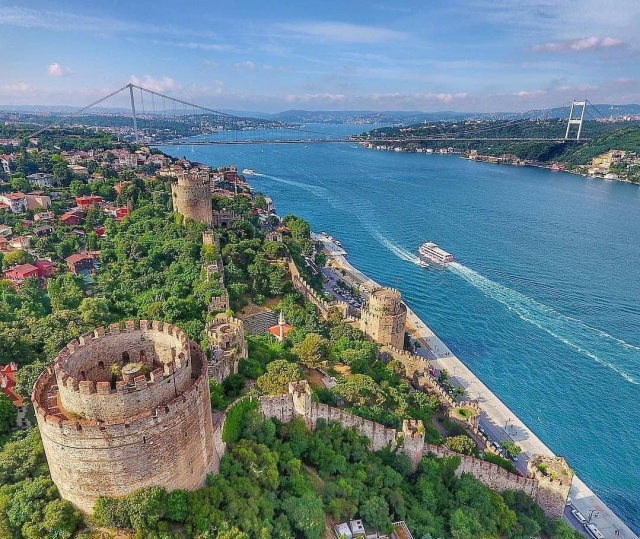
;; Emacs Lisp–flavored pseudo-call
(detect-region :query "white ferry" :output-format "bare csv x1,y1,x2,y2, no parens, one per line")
418,242,454,265
241,168,256,175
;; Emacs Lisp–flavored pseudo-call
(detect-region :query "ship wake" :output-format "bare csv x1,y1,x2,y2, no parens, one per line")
448,262,640,386
370,231,422,265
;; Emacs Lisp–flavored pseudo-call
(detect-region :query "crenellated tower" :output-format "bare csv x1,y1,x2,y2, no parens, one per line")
32,320,219,513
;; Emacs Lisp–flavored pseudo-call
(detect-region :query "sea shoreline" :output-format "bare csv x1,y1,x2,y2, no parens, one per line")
315,234,637,539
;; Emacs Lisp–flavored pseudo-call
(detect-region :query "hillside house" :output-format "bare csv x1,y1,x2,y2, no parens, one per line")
34,210,55,222
33,225,53,237
34,259,54,278
27,172,55,188
25,193,52,211
60,210,85,226
0,192,27,213
76,195,103,209
9,236,31,250
65,253,95,275
5,263,39,283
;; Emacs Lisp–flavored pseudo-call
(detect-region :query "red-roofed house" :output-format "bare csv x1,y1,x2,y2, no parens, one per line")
34,259,54,278
66,253,95,274
5,263,39,283
60,210,85,226
0,192,27,213
103,205,129,221
76,195,103,209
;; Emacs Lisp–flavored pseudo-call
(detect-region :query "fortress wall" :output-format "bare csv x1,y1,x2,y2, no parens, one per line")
288,260,349,321
249,382,552,514
259,395,296,423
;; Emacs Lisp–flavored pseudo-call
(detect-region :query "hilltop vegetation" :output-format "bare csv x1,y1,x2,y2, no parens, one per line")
92,406,579,539
361,119,640,168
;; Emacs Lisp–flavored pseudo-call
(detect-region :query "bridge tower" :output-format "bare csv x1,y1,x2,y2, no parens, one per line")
564,100,587,141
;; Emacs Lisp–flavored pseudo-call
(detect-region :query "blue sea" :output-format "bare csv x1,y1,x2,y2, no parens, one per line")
162,125,640,531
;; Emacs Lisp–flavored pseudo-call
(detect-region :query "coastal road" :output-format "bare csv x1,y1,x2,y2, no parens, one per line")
317,233,637,538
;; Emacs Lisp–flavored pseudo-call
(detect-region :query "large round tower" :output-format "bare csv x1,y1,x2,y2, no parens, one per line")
361,287,407,350
171,170,213,225
32,320,219,513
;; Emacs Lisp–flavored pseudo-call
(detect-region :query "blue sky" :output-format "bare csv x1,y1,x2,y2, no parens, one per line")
1,0,639,112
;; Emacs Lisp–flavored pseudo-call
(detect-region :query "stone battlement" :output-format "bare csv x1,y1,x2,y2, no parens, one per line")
252,380,564,519
32,321,218,513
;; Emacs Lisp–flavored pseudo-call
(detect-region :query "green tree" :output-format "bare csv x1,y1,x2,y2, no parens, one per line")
9,174,30,193
14,361,48,401
360,495,391,533
78,297,112,327
2,250,34,270
445,435,477,456
39,498,82,539
293,333,331,368
281,491,325,539
334,374,384,407
69,179,89,197
501,440,521,459
256,360,303,395
48,274,84,311
0,393,17,433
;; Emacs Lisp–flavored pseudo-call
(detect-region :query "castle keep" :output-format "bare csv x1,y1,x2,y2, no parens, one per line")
171,170,213,225
361,287,407,350
32,320,219,513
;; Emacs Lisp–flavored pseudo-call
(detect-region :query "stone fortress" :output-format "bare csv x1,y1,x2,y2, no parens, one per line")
32,320,219,513
171,170,213,226
360,287,407,350
171,170,240,228
38,173,570,522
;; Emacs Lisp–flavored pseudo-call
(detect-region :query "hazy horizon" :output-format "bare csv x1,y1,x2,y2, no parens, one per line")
1,1,639,112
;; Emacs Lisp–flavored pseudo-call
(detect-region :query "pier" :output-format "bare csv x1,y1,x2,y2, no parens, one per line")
316,233,637,539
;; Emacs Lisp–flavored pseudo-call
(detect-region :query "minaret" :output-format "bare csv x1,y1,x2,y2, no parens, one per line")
278,310,286,341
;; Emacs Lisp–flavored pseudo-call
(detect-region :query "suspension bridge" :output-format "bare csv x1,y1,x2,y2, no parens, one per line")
29,83,600,145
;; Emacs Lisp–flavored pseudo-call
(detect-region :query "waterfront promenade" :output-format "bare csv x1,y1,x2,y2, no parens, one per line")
316,234,637,539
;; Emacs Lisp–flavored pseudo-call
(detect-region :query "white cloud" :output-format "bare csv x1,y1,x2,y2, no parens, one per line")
48,63,71,77
284,93,347,104
532,36,624,53
0,82,31,94
515,90,547,97
129,75,181,93
278,21,406,44
234,60,257,71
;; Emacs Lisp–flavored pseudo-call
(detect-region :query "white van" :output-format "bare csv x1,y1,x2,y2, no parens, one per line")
571,509,587,525
584,523,605,539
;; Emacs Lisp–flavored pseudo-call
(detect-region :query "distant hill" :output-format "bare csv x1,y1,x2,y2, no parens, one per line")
3,103,639,125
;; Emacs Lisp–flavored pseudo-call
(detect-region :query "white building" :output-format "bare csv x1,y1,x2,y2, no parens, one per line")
27,172,55,188
0,192,27,213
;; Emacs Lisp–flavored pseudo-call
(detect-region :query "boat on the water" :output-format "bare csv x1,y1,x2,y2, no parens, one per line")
418,260,430,268
418,242,454,265
242,168,256,175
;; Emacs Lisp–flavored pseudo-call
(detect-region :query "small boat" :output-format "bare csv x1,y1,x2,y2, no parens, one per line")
242,168,256,175
418,260,430,268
